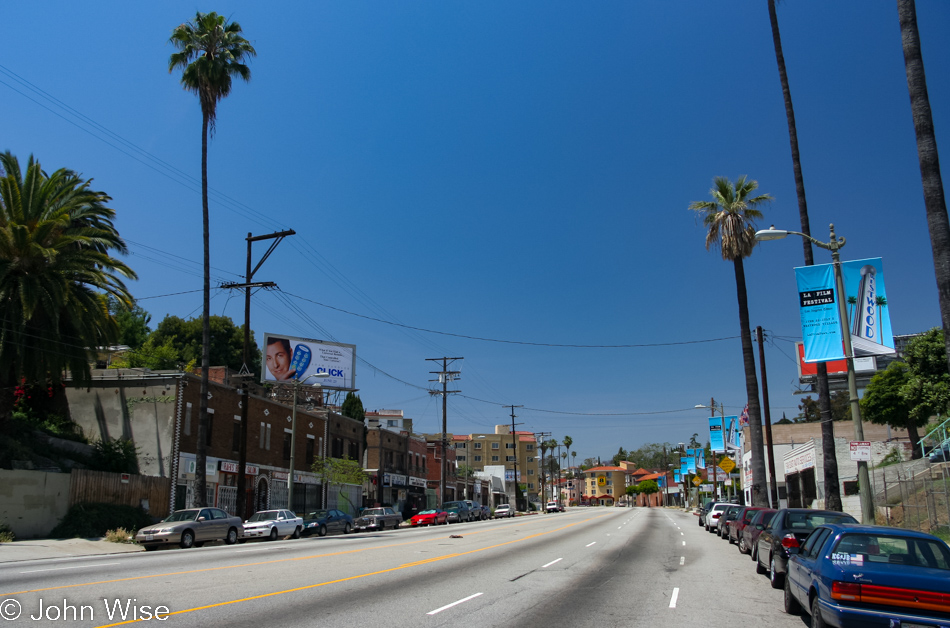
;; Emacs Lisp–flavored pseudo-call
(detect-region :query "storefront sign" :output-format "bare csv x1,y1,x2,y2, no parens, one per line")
785,446,816,475
272,471,289,481
219,461,260,475
408,476,427,488
384,473,407,486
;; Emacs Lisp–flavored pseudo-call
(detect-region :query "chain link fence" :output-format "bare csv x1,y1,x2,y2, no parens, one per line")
878,462,950,544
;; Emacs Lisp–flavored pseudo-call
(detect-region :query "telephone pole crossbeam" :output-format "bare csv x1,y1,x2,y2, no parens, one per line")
426,357,463,507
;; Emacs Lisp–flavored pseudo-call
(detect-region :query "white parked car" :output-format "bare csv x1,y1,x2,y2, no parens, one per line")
493,504,514,518
242,509,303,541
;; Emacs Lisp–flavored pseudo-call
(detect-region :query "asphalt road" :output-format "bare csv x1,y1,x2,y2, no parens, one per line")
0,508,808,627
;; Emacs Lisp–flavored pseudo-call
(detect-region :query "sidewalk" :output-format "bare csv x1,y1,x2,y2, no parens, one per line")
0,538,143,563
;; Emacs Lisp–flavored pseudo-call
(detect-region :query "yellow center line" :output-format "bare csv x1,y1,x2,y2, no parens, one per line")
93,516,604,628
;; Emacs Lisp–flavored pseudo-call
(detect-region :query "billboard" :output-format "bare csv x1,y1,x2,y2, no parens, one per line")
708,416,725,453
795,258,895,363
262,333,356,391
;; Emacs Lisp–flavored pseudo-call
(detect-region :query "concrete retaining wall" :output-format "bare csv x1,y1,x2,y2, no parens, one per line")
0,470,71,539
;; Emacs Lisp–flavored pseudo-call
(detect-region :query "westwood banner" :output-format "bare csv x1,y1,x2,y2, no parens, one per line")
685,450,696,474
795,258,894,363
709,416,725,453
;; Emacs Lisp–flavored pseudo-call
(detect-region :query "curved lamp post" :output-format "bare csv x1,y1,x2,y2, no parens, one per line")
755,224,874,524
287,372,330,513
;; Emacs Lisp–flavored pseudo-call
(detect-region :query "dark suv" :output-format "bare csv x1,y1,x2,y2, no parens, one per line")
442,501,472,523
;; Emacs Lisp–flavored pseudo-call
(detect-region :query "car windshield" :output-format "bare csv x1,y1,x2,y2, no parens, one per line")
832,533,950,569
786,512,856,531
164,510,199,522
247,511,280,522
362,509,386,516
418,510,437,515
306,510,328,520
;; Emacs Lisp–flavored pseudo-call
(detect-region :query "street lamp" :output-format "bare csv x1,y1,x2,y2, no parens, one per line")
287,372,330,513
755,224,874,523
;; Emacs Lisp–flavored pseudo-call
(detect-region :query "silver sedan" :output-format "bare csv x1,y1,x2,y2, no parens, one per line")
136,508,243,550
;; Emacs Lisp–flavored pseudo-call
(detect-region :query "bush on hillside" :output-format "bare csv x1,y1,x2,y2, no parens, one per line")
49,503,153,539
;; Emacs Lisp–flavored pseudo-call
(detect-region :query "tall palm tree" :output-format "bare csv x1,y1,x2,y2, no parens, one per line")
0,152,136,420
847,296,857,323
689,176,771,507
169,12,255,507
562,435,573,470
767,0,843,512
876,295,888,329
897,0,950,375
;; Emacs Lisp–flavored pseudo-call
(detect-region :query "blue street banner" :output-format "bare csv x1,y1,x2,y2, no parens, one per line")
725,415,740,451
694,448,705,469
657,475,665,488
680,458,688,475
795,258,894,363
708,416,725,453
674,470,681,483
686,450,696,474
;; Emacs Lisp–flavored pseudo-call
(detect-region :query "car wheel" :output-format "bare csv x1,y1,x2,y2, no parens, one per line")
343,523,351,534
292,526,301,539
810,595,826,628
770,556,784,589
225,527,238,545
269,527,279,541
784,577,801,615
755,551,767,575
317,524,327,537
180,530,195,549
738,537,747,554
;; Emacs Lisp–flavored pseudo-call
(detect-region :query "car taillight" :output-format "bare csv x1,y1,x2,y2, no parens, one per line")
712,513,721,519
830,582,950,613
781,534,800,549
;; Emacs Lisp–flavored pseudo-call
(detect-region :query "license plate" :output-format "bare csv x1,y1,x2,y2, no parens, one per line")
145,535,153,541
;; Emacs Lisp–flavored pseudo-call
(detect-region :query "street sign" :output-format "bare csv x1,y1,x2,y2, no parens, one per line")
692,476,702,487
850,441,871,461
718,457,736,474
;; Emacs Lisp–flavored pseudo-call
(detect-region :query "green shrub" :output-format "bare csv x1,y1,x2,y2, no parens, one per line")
0,521,15,543
49,503,153,539
89,438,139,474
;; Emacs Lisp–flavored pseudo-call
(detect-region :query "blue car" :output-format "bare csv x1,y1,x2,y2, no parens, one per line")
784,523,950,627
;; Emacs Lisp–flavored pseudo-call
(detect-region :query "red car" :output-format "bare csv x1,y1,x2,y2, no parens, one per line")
728,506,765,547
410,509,448,526
740,508,776,559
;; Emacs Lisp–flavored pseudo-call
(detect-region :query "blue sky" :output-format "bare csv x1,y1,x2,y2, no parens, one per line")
4,1,949,464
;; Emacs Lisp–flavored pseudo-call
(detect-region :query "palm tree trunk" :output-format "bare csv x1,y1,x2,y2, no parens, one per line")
195,110,211,508
769,0,842,511
898,0,950,375
732,257,767,507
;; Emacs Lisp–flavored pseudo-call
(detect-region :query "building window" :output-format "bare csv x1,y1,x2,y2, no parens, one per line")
206,409,215,446
473,442,482,450
184,403,192,436
506,456,516,462
306,436,315,465
607,488,612,494
457,455,467,462
283,430,292,460
474,455,482,462
526,444,534,451
527,483,534,489
527,469,534,476
232,421,240,452
348,441,359,460
387,420,398,427
491,443,500,450
491,455,499,462
456,443,466,449
526,457,534,462
506,443,515,449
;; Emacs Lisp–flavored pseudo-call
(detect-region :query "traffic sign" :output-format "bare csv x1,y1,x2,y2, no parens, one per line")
692,476,702,487
718,457,736,474
850,441,871,461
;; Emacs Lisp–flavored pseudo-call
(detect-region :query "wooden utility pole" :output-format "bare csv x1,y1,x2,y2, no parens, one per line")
221,229,294,518
506,405,524,510
427,357,462,507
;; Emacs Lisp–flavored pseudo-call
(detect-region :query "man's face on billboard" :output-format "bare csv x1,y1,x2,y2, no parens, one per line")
266,341,292,380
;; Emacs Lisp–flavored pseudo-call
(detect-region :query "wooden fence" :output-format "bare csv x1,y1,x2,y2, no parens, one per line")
69,469,171,517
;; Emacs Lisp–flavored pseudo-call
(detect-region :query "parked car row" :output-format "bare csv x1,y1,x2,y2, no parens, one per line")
698,501,950,627
136,501,517,550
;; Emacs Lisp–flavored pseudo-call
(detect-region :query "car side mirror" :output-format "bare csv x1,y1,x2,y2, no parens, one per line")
755,524,764,530
197,516,206,522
